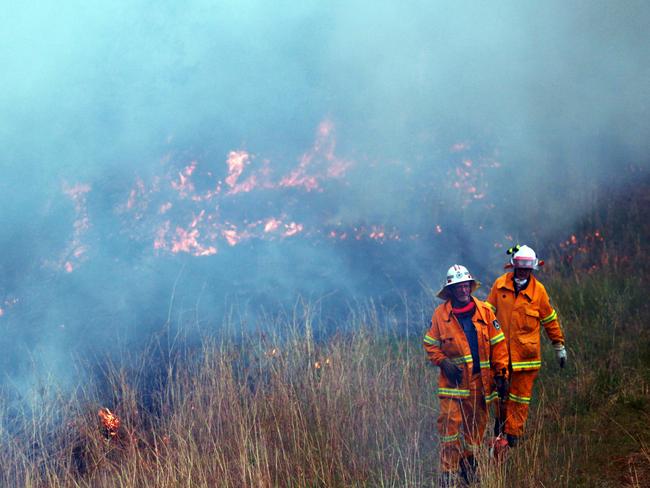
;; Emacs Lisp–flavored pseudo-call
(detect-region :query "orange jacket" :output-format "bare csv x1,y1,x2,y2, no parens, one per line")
486,273,564,372
424,298,509,402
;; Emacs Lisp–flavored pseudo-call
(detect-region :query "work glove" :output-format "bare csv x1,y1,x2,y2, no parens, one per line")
553,343,567,368
440,358,463,385
494,375,509,401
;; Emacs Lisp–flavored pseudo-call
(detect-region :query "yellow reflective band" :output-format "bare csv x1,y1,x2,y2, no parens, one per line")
440,433,460,443
485,391,498,403
452,354,473,365
541,310,558,325
490,332,505,345
485,301,496,313
438,388,471,398
480,361,490,369
511,361,542,370
508,393,531,404
466,443,481,452
424,335,441,346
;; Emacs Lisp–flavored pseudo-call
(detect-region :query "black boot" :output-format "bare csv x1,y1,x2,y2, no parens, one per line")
460,455,478,485
506,433,519,448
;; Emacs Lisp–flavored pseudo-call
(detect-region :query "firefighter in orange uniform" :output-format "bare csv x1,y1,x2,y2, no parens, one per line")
486,245,567,447
424,265,509,487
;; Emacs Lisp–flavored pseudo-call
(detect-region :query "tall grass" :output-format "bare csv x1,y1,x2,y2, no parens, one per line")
2,178,648,487
0,301,438,487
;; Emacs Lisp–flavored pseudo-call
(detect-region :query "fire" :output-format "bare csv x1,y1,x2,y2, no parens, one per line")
282,222,303,237
264,218,281,233
52,183,93,273
171,162,197,197
314,357,332,369
123,119,360,255
222,229,242,246
98,407,121,438
557,229,609,271
447,144,501,208
225,150,249,188
265,347,280,358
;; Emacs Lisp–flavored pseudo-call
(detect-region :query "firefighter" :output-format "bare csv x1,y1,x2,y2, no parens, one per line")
486,245,567,448
424,264,509,487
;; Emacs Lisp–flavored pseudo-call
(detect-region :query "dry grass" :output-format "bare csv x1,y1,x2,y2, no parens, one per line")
2,178,648,487
3,270,646,488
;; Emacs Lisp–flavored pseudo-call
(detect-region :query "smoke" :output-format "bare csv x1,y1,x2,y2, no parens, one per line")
1,1,649,396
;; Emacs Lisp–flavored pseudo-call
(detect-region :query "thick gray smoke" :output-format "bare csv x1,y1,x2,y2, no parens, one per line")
1,1,649,398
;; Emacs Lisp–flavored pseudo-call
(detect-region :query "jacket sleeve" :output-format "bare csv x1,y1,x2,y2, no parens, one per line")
423,314,446,366
486,308,509,379
538,284,565,345
485,282,498,314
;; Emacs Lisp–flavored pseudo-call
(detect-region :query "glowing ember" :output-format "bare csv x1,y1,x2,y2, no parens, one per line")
265,348,280,358
264,218,281,233
98,407,121,437
222,229,241,246
54,183,92,273
282,222,303,237
225,150,250,187
171,162,197,197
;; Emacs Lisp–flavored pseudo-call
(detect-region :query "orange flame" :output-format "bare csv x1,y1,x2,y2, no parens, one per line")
225,150,249,187
98,407,121,437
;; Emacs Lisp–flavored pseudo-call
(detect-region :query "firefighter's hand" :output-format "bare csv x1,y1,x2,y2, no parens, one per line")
440,359,463,385
494,375,509,400
553,343,567,368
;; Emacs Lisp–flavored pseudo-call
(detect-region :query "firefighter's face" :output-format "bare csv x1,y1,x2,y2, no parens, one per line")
514,267,532,281
451,282,472,304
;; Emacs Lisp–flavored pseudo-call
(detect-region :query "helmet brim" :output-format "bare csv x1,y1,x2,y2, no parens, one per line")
436,280,481,300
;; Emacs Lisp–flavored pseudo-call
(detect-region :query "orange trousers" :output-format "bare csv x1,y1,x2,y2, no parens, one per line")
496,370,538,437
437,373,487,473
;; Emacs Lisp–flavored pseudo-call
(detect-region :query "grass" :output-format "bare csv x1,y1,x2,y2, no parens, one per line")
1,178,649,487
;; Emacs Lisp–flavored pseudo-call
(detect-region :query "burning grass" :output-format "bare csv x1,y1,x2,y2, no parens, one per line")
2,179,649,487
0,307,437,487
2,278,648,487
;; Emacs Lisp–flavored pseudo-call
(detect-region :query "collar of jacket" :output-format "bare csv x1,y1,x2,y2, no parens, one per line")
442,297,489,324
497,272,536,301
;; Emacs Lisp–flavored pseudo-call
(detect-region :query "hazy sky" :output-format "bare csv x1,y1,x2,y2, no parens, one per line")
1,1,649,394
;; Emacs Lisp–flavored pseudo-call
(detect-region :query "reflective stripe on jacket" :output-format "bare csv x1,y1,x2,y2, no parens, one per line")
424,298,509,401
485,273,564,371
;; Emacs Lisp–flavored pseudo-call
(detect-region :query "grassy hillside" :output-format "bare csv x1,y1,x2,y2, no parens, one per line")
1,177,648,487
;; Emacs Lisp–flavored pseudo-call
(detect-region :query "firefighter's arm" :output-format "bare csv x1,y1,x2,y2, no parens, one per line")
539,287,567,367
423,316,446,366
485,283,498,314
424,317,463,384
487,311,509,380
539,286,564,344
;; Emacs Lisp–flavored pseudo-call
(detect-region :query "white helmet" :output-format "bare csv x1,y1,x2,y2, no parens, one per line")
510,244,540,270
436,264,480,299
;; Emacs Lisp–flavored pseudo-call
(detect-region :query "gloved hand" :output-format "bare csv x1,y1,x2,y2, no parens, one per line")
494,375,509,400
440,358,463,385
553,343,567,368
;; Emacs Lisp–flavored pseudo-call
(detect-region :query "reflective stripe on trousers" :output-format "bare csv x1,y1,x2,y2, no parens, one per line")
495,369,538,437
437,373,487,473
